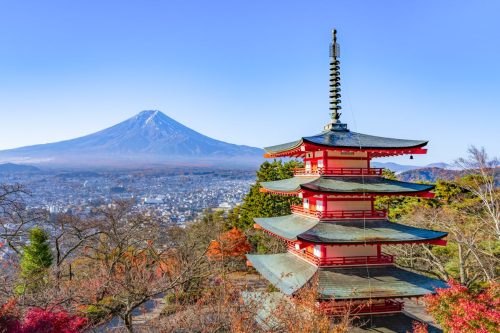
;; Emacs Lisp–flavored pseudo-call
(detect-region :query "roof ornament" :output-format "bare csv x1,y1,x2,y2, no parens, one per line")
324,29,348,132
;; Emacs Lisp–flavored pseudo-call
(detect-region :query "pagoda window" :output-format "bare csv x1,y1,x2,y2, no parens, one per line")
317,159,324,169
313,245,322,257
305,161,312,172
303,198,310,209
316,200,324,212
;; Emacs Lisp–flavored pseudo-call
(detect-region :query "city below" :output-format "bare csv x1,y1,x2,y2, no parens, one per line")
0,166,255,224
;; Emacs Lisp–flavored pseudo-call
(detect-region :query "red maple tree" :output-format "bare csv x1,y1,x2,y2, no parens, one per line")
0,300,87,333
207,228,251,260
424,279,500,333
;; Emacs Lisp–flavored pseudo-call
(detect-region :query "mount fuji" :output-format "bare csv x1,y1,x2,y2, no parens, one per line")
0,110,264,168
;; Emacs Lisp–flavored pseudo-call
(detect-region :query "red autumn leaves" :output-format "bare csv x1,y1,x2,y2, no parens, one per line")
207,228,251,260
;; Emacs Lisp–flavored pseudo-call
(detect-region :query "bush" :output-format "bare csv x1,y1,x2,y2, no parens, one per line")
425,279,500,333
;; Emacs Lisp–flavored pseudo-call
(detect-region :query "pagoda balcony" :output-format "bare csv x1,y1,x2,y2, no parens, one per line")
293,167,383,176
289,248,395,267
291,205,387,219
319,299,404,316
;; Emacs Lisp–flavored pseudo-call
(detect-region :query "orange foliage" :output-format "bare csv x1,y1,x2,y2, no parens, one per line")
207,228,251,260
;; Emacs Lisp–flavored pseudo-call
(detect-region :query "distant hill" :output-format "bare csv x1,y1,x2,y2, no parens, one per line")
0,110,264,168
398,167,465,182
372,162,453,173
0,163,41,173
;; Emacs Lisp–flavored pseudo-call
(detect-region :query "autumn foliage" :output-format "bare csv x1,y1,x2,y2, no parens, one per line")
207,228,251,260
0,300,87,333
424,279,500,333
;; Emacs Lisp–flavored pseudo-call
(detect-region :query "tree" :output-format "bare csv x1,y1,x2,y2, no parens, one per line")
17,227,53,293
68,201,210,333
48,214,102,279
424,280,500,333
207,227,251,261
377,148,500,287
0,299,20,333
237,160,302,230
0,301,87,333
388,182,499,286
232,160,301,253
0,183,46,254
20,308,87,333
455,146,500,241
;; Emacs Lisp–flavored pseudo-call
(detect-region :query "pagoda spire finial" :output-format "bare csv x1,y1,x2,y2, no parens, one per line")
324,29,348,131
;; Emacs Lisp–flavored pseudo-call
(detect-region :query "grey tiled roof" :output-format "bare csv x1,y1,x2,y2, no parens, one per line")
254,215,318,241
254,215,447,244
260,176,434,194
317,266,447,300
246,253,447,300
264,128,428,154
246,253,316,295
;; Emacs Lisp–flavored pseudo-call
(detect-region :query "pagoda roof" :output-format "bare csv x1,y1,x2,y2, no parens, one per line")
247,253,317,295
260,176,434,195
264,128,428,155
242,293,443,333
254,215,448,244
246,253,447,300
254,214,317,241
317,266,447,300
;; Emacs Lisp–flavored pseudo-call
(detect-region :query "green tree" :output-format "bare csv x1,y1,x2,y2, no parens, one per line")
18,227,53,291
237,160,302,230
222,160,302,253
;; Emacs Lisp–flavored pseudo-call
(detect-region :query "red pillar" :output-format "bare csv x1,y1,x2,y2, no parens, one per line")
321,245,327,259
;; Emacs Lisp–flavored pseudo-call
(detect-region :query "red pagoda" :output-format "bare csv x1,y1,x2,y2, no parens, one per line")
246,30,448,316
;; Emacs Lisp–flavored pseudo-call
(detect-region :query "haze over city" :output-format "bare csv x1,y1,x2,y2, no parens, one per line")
1,0,499,165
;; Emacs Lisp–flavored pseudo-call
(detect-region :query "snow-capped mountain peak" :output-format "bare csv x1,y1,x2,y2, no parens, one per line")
0,110,263,167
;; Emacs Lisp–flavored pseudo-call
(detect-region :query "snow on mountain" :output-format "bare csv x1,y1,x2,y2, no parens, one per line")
0,110,264,168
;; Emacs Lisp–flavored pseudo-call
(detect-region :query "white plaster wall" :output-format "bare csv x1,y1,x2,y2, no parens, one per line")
328,158,368,168
326,200,372,211
325,245,377,257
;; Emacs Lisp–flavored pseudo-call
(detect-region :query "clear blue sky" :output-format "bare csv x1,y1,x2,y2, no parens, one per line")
0,0,498,165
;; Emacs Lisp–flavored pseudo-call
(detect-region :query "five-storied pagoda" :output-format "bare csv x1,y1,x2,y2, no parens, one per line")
246,30,448,316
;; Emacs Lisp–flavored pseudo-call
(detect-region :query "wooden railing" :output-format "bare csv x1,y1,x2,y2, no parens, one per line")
289,248,394,266
294,167,383,176
291,205,387,219
319,299,404,315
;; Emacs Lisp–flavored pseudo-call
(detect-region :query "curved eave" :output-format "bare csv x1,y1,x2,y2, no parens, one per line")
255,215,448,245
246,253,317,296
301,137,428,150
300,186,435,197
254,215,319,242
296,234,448,246
259,176,319,194
301,177,435,195
246,253,447,300
264,139,304,158
260,176,435,197
263,130,429,158
317,266,448,300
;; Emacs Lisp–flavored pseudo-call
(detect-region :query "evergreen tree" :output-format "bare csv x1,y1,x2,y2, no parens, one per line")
18,227,53,291
237,160,302,230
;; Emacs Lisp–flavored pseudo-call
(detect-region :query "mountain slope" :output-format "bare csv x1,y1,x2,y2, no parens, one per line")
0,110,263,167
0,163,41,173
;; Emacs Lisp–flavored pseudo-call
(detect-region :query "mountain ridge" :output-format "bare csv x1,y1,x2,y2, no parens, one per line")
0,110,264,168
